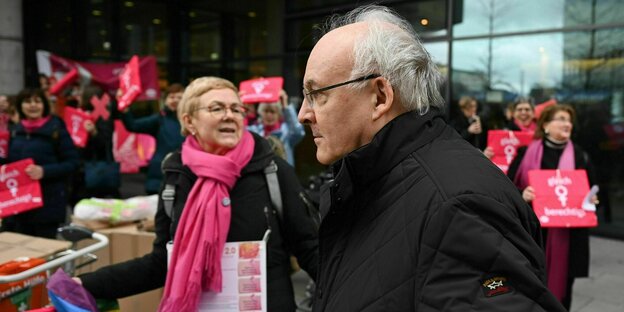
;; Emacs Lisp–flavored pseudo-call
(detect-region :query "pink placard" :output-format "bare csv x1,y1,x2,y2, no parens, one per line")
528,169,597,228
487,130,533,173
117,55,143,111
63,106,91,148
0,158,43,218
239,77,283,104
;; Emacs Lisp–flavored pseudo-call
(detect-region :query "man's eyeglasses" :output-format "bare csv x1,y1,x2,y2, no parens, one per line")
194,104,247,119
303,74,381,109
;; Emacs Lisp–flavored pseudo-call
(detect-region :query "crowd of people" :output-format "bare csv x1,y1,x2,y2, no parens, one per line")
0,4,604,312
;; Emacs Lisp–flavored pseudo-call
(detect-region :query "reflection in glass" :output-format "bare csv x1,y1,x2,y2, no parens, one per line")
455,0,624,38
452,29,624,225
392,0,447,38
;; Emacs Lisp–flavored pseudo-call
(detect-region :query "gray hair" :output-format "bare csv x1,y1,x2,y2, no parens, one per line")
321,5,444,113
258,101,282,117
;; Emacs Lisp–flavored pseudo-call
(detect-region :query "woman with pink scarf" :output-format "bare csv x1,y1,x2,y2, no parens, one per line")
77,77,319,312
507,97,537,133
0,88,80,238
507,105,598,310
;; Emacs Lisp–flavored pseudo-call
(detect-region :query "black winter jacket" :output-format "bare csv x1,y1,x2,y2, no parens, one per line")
81,133,319,311
313,110,565,311
2,116,80,223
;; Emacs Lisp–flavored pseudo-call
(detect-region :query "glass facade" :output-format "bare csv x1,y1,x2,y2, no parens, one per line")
21,0,624,236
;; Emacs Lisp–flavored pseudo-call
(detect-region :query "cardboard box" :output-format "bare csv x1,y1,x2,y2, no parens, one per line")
0,232,72,312
74,225,163,312
0,232,72,264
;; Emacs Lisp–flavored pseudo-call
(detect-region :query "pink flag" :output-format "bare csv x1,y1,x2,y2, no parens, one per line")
117,56,143,111
36,50,160,102
0,158,43,218
63,107,91,148
49,67,78,95
534,99,557,120
113,120,143,173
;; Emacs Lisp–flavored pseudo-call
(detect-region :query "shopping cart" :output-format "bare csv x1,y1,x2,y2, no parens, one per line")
0,225,109,311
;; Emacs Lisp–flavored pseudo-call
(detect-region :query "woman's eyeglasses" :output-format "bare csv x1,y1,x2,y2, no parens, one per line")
194,104,247,119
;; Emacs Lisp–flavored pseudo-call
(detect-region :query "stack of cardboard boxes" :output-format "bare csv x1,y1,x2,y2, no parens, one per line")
72,221,163,312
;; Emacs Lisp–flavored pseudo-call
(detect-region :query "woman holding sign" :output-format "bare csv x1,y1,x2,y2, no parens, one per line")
507,104,598,310
76,77,318,312
0,88,80,238
248,90,306,166
507,97,537,132
120,83,185,194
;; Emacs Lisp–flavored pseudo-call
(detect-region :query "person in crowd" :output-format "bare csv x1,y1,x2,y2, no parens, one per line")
504,101,515,123
248,90,305,166
120,83,185,194
0,94,19,131
0,88,80,238
483,97,537,159
76,77,319,312
297,5,565,311
507,96,537,132
450,95,486,149
507,104,598,310
67,85,120,202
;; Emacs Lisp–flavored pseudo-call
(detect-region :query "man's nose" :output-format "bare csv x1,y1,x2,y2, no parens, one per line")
298,100,315,125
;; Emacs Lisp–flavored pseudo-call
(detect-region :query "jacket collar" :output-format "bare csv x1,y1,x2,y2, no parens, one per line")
332,107,446,188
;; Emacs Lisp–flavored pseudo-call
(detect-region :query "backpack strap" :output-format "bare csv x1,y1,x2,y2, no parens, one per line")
161,183,175,219
264,159,283,222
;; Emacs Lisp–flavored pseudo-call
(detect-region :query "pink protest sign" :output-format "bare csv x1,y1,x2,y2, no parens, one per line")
117,56,143,111
239,77,283,104
0,158,43,218
63,106,91,148
528,169,597,228
487,130,533,173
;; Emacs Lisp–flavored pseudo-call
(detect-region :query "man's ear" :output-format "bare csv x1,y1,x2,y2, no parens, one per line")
371,77,395,121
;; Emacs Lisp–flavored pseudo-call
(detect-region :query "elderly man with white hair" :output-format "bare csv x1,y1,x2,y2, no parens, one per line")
297,5,565,312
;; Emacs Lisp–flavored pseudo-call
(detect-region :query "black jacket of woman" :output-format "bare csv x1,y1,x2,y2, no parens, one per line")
80,132,319,311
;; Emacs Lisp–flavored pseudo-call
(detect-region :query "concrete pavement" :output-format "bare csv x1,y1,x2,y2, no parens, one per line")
571,236,624,312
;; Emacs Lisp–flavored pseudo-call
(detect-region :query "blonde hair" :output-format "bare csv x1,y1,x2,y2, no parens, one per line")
177,77,238,136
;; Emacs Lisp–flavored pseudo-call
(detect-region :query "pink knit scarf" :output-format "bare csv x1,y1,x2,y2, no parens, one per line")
514,119,537,133
158,131,254,312
21,116,51,133
513,138,575,302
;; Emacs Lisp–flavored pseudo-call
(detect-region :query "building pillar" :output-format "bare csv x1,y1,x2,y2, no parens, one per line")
0,0,24,95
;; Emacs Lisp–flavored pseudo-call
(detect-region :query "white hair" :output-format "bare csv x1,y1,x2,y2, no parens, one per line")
258,101,282,116
321,5,444,113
